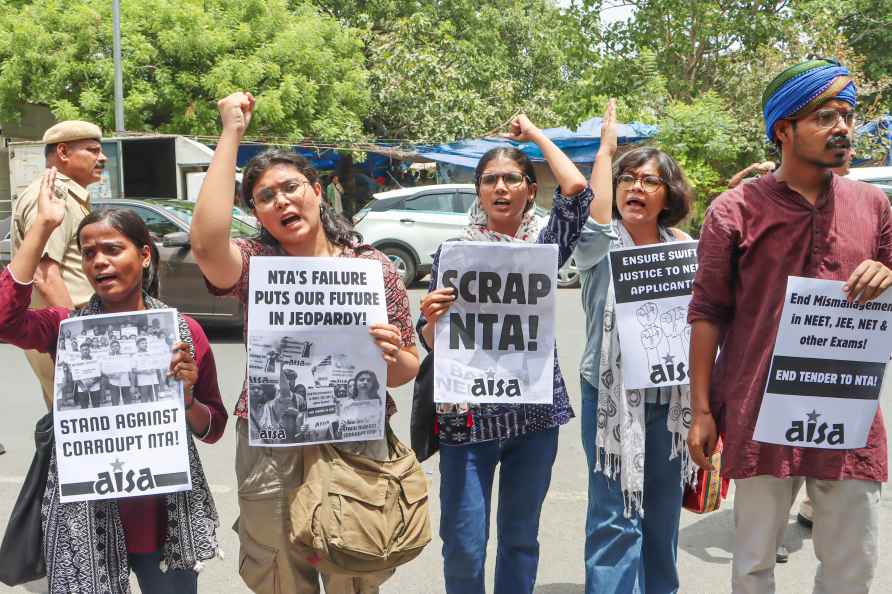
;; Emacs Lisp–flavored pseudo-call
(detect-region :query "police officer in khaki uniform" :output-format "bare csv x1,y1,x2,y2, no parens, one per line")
12,120,106,409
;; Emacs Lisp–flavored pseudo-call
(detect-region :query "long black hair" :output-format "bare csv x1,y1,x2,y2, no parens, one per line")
241,149,361,248
76,208,161,298
474,147,538,211
612,147,693,227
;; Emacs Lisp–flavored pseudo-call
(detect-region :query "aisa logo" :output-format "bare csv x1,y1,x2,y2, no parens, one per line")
470,369,522,399
94,458,159,496
785,410,844,446
650,354,687,384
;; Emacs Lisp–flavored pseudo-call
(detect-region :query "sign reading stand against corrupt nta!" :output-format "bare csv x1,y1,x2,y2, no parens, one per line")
753,276,892,449
434,242,557,405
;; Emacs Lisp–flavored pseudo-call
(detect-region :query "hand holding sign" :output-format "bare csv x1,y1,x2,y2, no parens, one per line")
844,259,892,304
369,323,404,365
168,341,198,407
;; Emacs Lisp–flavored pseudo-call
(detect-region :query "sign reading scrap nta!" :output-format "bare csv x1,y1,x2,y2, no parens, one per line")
608,241,698,389
753,276,892,449
434,241,557,404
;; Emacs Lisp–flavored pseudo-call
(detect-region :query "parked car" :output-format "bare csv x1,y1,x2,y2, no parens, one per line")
0,199,256,328
352,184,581,287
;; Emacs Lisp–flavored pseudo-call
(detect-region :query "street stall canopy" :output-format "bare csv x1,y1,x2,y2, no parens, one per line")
416,117,658,167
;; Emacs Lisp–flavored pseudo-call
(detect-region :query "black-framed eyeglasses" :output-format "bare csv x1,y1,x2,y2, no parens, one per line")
476,172,531,189
810,108,856,130
252,179,313,207
616,173,665,194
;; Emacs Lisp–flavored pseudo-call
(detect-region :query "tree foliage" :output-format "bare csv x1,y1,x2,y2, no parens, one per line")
0,0,370,140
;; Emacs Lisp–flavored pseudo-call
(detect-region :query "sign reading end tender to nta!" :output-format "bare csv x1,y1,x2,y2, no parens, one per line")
753,276,892,450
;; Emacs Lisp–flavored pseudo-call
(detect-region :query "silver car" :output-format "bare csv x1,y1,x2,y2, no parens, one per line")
353,184,581,287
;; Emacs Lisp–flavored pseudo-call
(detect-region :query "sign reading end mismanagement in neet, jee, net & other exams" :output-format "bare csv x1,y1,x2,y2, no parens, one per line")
434,241,557,404
247,256,388,447
53,309,191,504
608,240,698,390
753,276,892,450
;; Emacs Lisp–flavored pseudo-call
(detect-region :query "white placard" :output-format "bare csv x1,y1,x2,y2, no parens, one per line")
53,309,190,503
608,241,698,389
247,257,388,446
434,242,557,404
753,277,892,449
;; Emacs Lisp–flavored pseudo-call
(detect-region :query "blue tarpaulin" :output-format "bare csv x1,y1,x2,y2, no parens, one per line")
856,116,892,166
416,117,657,168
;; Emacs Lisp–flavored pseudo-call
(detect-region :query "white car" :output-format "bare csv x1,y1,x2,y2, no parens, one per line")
352,184,581,287
847,166,892,200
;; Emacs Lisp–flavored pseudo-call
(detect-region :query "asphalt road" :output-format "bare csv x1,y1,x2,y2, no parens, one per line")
0,287,889,593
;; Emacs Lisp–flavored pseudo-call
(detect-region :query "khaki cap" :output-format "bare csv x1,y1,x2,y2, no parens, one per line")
42,120,102,144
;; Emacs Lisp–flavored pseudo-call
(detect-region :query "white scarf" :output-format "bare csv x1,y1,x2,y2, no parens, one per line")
596,221,696,517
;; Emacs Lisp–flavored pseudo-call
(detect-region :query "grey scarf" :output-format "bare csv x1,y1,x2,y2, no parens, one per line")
596,221,696,517
41,293,220,594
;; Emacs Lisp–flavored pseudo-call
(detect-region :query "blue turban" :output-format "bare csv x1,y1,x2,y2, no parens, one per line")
762,59,857,143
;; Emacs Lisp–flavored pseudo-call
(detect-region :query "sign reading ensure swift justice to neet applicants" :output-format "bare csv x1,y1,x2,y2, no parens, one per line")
753,277,892,449
247,257,388,446
53,309,190,504
608,241,698,390
434,242,557,404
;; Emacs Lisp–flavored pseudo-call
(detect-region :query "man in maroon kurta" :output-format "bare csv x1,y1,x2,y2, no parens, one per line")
688,59,892,594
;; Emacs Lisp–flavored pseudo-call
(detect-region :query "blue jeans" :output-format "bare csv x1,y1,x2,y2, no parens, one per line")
439,426,559,594
581,379,683,594
129,551,198,594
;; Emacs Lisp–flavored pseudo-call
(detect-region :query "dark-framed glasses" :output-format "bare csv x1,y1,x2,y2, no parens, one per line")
252,179,312,207
477,172,530,189
616,173,665,193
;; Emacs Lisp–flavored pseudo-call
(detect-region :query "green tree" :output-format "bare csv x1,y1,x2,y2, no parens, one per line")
0,0,370,140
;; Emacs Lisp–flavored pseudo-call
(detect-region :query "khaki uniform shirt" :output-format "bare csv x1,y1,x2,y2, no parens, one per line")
12,172,93,308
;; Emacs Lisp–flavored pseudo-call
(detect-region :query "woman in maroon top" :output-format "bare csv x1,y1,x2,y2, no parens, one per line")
191,92,419,594
0,168,228,594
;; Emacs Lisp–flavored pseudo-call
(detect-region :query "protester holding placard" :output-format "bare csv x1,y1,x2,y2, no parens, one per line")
573,99,696,594
687,60,892,594
416,114,589,594
192,92,419,594
0,170,228,593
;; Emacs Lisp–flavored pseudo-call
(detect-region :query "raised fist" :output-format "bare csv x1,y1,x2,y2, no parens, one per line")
217,91,255,135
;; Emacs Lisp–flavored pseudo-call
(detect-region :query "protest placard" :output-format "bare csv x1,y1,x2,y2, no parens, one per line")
433,242,557,404
753,277,892,449
52,309,190,503
247,257,388,446
608,241,698,389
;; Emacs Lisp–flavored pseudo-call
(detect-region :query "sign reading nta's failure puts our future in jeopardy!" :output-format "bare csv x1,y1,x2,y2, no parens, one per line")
608,241,698,390
434,242,558,404
247,257,388,447
753,277,892,450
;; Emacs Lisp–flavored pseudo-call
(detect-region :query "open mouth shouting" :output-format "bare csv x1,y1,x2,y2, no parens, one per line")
491,197,513,211
280,213,303,229
93,272,117,288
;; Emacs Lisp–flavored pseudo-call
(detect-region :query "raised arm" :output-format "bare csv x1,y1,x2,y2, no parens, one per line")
589,99,616,225
504,115,586,196
191,92,255,290
10,168,65,284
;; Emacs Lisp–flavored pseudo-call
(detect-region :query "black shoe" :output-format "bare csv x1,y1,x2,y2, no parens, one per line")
797,512,813,529
0,443,5,455
776,545,789,564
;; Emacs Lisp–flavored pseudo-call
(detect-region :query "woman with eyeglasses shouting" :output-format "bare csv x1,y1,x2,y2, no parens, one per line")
417,114,590,594
574,99,695,594
191,93,419,594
